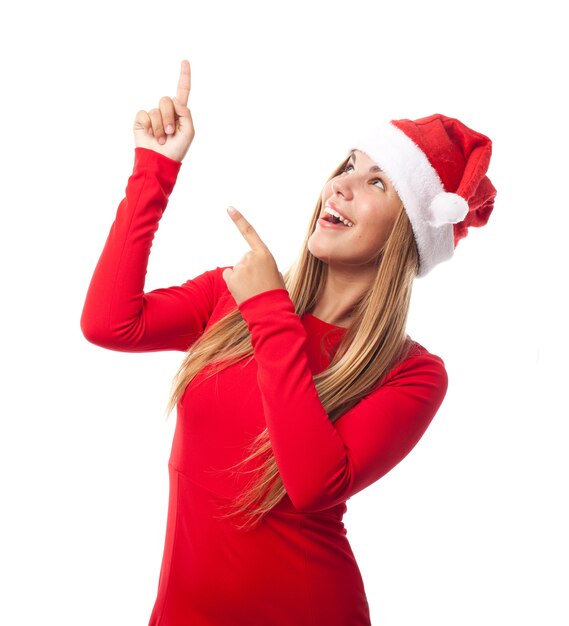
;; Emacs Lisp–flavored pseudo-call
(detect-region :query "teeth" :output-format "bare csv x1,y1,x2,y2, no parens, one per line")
324,206,354,227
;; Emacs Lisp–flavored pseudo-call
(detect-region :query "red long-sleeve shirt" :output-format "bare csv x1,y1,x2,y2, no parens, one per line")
81,147,449,626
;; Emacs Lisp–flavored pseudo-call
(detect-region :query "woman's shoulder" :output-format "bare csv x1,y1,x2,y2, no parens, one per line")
194,265,235,320
384,336,448,386
405,336,445,362
184,265,232,299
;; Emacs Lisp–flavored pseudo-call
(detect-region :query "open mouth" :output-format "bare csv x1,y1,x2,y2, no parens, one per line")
322,204,354,227
322,213,350,227
320,213,351,228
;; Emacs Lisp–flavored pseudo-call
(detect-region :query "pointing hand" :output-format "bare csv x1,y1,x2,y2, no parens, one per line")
133,59,195,162
222,207,286,306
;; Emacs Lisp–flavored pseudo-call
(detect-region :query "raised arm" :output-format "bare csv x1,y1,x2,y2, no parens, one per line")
80,61,222,352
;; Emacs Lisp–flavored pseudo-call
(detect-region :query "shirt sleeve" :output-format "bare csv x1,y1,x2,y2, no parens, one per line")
238,287,449,513
80,147,227,352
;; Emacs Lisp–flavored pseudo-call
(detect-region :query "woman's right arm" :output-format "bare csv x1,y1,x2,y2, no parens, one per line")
80,61,225,352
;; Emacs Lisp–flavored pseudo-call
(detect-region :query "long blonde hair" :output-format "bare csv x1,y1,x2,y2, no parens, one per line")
165,153,420,530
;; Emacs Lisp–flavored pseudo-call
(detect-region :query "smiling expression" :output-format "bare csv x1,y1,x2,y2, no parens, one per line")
307,149,403,269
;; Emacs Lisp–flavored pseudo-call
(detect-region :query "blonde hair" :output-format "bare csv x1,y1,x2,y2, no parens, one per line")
165,154,420,530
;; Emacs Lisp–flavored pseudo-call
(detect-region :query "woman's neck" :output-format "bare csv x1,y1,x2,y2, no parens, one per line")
310,265,374,327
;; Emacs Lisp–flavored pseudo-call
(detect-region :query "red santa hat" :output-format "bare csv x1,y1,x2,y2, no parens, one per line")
349,113,496,277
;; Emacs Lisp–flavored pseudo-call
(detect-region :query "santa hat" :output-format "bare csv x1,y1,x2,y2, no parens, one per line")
349,113,496,277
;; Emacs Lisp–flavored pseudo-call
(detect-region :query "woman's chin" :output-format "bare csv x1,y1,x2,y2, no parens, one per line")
306,239,327,262
306,246,334,267
307,234,350,266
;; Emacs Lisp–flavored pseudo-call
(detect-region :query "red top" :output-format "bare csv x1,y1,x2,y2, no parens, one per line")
81,147,449,626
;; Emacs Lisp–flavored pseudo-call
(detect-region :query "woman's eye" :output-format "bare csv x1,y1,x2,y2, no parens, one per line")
340,163,384,190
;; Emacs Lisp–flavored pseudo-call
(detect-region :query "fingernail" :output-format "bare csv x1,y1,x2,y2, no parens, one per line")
227,206,237,215
158,136,166,145
166,124,174,134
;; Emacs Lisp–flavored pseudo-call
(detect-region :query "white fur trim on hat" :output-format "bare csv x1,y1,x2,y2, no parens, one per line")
349,122,458,277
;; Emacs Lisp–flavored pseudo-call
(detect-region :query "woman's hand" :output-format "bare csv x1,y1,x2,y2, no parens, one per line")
133,59,195,162
222,207,287,306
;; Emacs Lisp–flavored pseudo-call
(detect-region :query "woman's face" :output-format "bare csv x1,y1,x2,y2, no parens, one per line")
307,149,403,269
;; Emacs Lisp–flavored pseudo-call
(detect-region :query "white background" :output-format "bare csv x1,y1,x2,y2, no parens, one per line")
1,1,567,624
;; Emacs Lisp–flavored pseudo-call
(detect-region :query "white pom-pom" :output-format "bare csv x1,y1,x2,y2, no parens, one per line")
427,192,469,227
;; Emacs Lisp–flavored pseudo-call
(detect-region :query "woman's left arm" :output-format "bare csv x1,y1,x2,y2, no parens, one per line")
238,288,449,513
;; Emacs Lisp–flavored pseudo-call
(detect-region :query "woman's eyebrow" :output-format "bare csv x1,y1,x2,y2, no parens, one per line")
350,151,383,173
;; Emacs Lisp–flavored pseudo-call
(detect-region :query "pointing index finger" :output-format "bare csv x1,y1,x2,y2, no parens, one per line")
227,207,267,251
176,59,191,106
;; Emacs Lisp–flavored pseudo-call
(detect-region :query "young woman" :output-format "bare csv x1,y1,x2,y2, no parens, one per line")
81,59,496,626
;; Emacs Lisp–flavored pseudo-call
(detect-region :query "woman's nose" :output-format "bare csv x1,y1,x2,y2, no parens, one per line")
331,176,353,199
